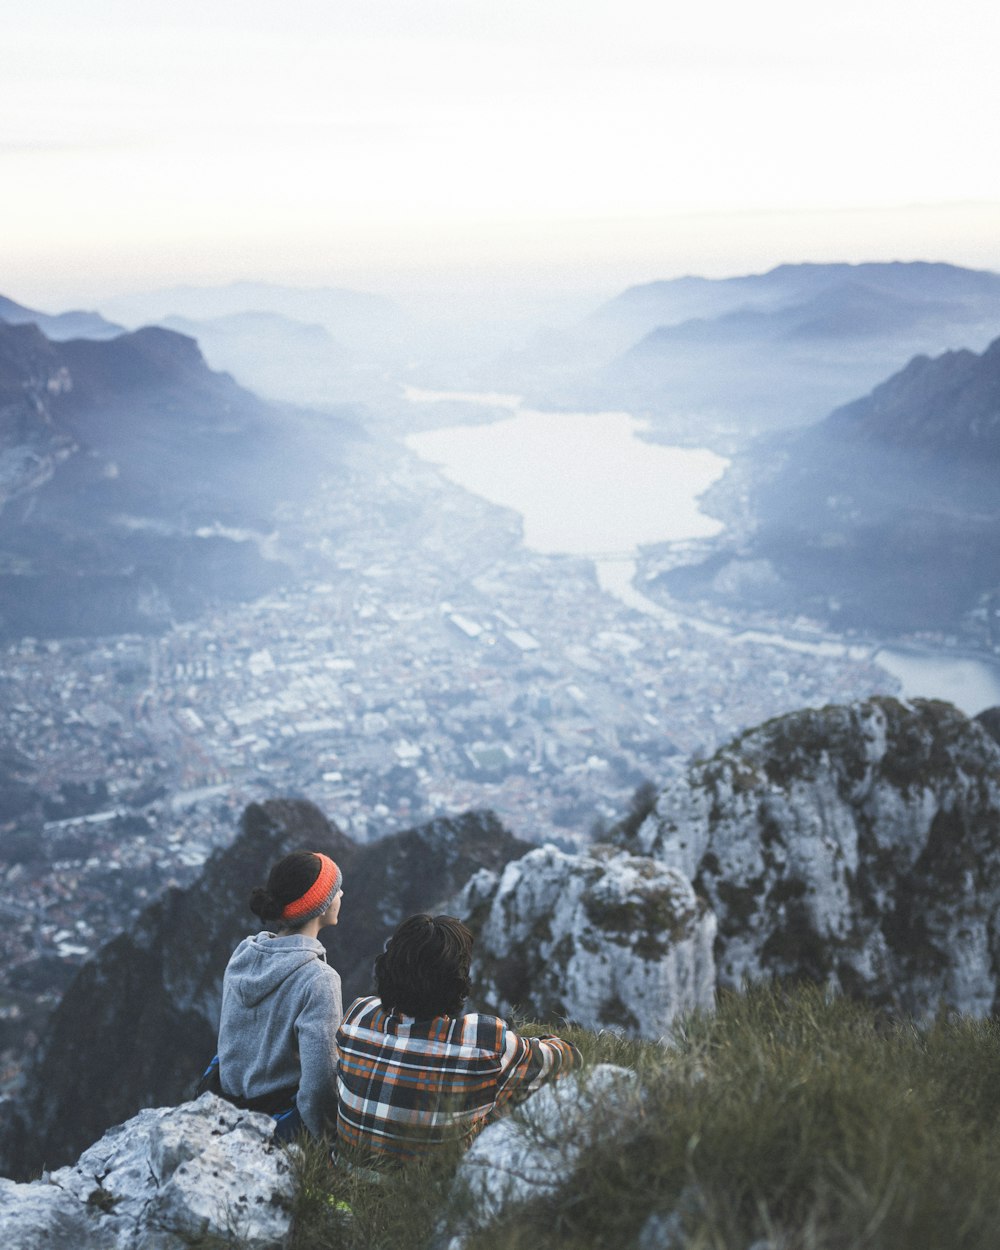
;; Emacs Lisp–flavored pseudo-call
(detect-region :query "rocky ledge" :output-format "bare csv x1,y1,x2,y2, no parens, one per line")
455,844,716,1037
0,1094,294,1250
627,696,1000,1016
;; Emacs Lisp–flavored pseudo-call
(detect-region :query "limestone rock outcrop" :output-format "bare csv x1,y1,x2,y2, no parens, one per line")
0,1094,294,1250
454,844,716,1037
628,697,1000,1017
446,1064,639,1245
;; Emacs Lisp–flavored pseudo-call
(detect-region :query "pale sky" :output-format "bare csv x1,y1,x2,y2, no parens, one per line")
2,0,999,307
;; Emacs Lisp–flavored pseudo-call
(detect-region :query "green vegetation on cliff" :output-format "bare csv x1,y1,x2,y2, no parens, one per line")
290,983,1000,1250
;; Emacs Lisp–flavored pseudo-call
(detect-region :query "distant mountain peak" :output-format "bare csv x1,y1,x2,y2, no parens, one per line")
596,260,1000,330
0,291,123,341
828,333,1000,458
0,316,360,639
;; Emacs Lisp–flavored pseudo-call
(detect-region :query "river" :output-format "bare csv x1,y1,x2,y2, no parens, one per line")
404,388,1000,716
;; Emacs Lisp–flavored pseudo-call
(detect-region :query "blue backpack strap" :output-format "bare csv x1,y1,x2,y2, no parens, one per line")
195,1054,223,1099
272,1104,304,1141
195,1054,300,1134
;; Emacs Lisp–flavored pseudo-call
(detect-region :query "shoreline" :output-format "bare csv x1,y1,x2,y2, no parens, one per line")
402,388,1000,716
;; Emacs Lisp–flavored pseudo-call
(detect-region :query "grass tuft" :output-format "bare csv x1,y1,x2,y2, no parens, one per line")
287,984,1000,1250
289,1129,466,1250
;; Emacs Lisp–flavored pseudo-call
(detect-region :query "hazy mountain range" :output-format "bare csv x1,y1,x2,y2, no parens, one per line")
101,281,404,359
76,261,1000,444
4,261,999,646
592,261,1000,346
490,261,1000,441
0,293,122,342
157,311,395,408
0,315,358,638
654,333,1000,642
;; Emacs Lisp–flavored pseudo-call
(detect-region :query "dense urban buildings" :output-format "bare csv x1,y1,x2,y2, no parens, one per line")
0,439,894,1093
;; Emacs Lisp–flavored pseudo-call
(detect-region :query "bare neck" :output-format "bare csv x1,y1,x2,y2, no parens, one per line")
277,916,323,941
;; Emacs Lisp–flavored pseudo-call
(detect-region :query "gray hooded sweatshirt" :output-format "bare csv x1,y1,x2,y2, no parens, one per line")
217,932,342,1137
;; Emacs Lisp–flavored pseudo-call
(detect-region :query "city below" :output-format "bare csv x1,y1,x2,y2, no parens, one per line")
0,431,899,1090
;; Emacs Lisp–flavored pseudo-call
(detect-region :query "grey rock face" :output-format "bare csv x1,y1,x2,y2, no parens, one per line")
975,705,1000,747
446,1064,639,1244
0,1095,294,1250
455,844,716,1038
632,697,1000,1016
0,1177,111,1250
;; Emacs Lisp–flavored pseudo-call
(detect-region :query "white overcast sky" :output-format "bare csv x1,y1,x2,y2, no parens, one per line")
2,0,999,306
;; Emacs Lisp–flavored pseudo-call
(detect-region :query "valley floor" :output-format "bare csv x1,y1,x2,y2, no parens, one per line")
0,434,897,1090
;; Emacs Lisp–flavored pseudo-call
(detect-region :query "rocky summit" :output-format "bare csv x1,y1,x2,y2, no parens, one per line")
626,696,1000,1017
455,844,716,1037
0,798,528,1180
5,694,1000,1227
448,697,1000,1034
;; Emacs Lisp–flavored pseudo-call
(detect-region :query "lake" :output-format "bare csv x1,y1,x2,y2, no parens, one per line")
873,648,1000,716
406,399,729,555
405,390,1000,716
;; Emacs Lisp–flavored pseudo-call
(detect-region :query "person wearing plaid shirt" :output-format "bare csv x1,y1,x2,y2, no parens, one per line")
335,913,583,1166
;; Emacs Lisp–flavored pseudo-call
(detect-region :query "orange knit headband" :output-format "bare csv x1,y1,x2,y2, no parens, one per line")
281,853,342,922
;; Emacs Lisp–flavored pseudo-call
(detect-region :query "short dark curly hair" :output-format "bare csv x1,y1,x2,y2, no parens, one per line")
374,914,473,1020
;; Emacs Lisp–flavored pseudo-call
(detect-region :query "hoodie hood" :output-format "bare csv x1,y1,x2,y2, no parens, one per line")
226,932,329,1008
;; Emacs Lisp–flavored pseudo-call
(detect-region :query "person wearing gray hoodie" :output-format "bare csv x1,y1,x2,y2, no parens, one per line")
217,850,344,1139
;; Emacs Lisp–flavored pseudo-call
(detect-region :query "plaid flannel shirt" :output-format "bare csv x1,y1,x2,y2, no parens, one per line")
335,995,583,1164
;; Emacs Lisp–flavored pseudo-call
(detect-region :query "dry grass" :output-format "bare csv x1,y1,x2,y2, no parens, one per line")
289,984,1000,1250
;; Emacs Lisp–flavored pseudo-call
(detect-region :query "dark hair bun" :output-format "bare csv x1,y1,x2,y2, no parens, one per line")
249,886,278,922
249,852,325,927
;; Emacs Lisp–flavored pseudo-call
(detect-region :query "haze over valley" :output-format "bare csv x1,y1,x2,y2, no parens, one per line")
3,258,1000,1106
6,5,1000,1237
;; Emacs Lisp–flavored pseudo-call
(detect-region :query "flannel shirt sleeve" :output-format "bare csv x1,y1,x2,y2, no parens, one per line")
492,1024,583,1115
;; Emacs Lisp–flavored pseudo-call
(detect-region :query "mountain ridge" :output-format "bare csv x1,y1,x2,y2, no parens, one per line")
0,798,529,1179
99,281,403,359
652,330,1000,639
498,261,1000,440
598,260,1000,329
0,291,123,341
825,334,1000,459
0,318,359,637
